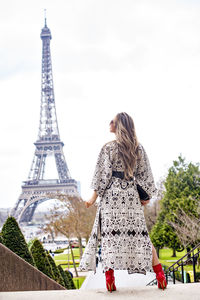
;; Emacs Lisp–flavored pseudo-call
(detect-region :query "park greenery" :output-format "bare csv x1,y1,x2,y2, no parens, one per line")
43,194,97,276
0,217,76,289
150,155,200,257
1,216,35,266
58,265,76,289
47,253,65,286
30,239,55,279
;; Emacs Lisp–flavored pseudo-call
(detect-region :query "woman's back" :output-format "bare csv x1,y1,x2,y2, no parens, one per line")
91,140,156,200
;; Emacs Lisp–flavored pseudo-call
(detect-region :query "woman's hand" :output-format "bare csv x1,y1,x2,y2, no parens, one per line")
85,200,94,208
141,200,150,206
85,191,98,208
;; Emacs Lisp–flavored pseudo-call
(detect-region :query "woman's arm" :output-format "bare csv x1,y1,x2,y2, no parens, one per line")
85,191,98,208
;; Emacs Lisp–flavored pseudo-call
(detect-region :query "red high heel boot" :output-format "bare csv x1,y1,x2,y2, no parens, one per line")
153,263,167,290
105,269,116,292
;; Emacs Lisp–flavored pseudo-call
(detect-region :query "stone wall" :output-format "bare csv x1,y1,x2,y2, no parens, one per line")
0,243,65,292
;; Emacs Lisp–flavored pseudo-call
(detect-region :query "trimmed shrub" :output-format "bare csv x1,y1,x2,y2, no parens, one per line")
57,265,68,289
54,249,64,254
57,265,76,289
30,239,54,279
65,270,76,289
1,217,35,266
47,254,65,287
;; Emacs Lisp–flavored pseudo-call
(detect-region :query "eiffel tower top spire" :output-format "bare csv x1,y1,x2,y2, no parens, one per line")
41,11,51,39
44,9,47,27
39,16,60,142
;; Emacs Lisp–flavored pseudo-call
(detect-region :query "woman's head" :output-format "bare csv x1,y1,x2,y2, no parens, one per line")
110,112,140,179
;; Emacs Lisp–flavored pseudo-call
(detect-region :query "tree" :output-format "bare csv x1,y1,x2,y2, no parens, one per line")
162,156,200,217
47,253,65,287
144,178,164,232
150,156,200,255
30,239,54,279
57,265,76,289
64,270,76,289
47,212,79,277
169,204,200,248
43,223,55,243
1,216,35,266
44,194,97,276
150,213,165,258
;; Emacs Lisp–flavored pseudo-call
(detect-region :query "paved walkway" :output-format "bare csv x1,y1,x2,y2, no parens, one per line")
1,284,199,300
81,263,156,290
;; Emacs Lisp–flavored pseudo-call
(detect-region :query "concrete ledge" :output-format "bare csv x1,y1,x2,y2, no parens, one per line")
0,283,199,300
0,243,65,291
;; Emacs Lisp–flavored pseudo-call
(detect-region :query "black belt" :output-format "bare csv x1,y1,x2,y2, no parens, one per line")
112,171,133,181
112,171,149,200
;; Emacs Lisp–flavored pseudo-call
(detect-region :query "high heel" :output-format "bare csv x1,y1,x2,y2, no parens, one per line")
153,263,167,290
105,269,116,292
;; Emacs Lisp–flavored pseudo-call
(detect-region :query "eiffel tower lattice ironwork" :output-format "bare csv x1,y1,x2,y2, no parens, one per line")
11,19,78,223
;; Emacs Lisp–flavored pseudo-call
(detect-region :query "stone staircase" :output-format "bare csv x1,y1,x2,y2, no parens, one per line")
0,284,200,300
0,243,199,299
0,243,64,292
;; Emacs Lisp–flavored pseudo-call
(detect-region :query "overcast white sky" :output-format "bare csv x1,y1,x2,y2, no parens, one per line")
0,0,200,209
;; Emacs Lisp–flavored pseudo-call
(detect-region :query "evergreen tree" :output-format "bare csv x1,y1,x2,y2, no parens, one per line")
58,265,76,289
57,265,69,289
47,253,65,287
30,239,54,279
150,215,165,258
65,270,76,289
151,156,200,254
1,216,35,266
162,156,200,217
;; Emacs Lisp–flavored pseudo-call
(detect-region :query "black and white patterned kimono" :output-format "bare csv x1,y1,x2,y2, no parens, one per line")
79,140,157,275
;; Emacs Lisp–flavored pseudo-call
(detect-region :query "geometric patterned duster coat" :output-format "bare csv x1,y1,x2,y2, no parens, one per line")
79,140,157,275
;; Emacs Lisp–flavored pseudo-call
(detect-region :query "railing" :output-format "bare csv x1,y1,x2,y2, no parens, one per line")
147,242,200,286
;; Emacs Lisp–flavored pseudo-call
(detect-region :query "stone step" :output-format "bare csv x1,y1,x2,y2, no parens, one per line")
0,283,199,300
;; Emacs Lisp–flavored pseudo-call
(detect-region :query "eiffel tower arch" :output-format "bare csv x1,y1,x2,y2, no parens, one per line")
11,18,79,223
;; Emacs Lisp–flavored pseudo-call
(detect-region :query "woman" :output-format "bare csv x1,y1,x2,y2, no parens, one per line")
79,112,167,292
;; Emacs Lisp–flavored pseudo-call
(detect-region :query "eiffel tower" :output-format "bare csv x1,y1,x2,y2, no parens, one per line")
11,19,78,223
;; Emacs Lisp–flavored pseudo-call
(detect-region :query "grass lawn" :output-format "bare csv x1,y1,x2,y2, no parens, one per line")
159,248,200,274
53,246,199,285
54,248,80,261
73,276,86,289
53,248,86,287
54,248,81,270
159,248,186,264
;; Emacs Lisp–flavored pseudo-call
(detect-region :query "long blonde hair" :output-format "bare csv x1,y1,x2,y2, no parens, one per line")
115,112,140,179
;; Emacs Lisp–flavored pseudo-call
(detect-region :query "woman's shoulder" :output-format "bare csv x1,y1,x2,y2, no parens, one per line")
138,143,143,151
102,140,117,150
137,143,149,160
99,140,117,155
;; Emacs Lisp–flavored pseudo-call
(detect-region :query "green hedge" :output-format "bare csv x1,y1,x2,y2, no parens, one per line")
30,239,54,279
47,254,65,287
1,217,35,266
57,265,76,289
65,270,76,289
54,249,64,254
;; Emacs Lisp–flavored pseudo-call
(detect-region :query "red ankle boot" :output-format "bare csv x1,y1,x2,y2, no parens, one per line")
105,269,116,292
153,264,167,290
